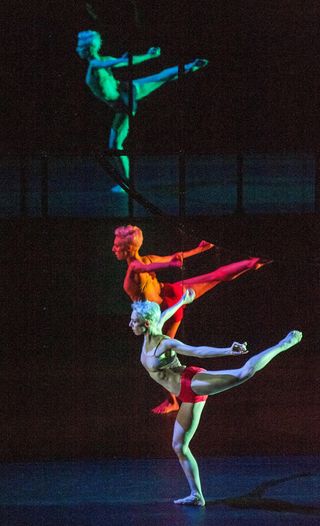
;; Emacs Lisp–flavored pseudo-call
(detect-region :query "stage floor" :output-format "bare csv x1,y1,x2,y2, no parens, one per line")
0,456,319,525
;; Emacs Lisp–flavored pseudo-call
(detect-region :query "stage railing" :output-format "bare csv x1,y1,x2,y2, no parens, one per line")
0,152,318,218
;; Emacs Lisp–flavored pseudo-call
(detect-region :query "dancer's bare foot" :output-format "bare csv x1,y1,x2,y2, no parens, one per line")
185,59,209,73
198,240,215,251
151,397,180,414
253,257,273,270
111,184,126,193
174,493,206,506
279,330,303,349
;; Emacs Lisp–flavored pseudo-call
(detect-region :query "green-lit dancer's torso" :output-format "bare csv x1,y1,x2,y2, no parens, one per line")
85,61,121,106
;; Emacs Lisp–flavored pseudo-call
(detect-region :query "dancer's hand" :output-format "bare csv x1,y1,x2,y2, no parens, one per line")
230,341,248,355
182,288,196,305
172,252,183,262
194,58,209,68
170,254,183,268
185,58,209,74
148,47,161,57
198,240,214,251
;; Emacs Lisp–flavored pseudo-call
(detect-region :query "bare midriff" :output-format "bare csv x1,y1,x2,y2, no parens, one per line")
86,66,120,104
124,268,163,303
147,367,185,396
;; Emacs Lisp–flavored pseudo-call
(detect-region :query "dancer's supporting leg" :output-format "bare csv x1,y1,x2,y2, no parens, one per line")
172,402,206,506
134,59,208,100
109,112,130,192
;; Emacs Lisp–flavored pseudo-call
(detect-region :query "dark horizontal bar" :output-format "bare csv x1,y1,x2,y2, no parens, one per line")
0,149,316,159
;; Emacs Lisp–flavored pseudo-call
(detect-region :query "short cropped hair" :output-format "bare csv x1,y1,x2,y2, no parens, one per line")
114,225,143,250
76,30,101,58
132,300,161,325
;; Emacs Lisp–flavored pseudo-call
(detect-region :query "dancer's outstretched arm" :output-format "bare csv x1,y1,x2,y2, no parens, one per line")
165,338,248,358
128,47,161,65
90,56,128,68
124,257,182,295
91,47,161,69
159,289,195,330
147,240,214,264
158,288,247,357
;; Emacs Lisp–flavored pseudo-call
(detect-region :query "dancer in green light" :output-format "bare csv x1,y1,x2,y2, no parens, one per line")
76,30,208,191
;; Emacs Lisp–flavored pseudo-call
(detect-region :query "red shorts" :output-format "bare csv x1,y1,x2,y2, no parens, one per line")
178,366,208,403
160,282,185,322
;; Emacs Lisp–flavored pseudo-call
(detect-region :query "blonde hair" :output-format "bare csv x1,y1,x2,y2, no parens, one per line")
76,30,102,59
132,300,161,325
114,225,143,250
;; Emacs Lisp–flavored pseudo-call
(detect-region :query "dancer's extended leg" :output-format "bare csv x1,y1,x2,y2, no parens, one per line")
191,331,303,397
172,402,206,506
134,59,208,100
181,257,267,299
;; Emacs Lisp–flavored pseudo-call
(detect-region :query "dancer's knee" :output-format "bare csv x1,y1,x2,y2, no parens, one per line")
109,128,124,150
172,440,188,459
238,364,255,381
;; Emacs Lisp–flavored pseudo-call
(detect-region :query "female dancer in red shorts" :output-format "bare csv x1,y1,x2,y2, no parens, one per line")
129,289,302,506
113,225,271,413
